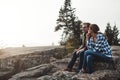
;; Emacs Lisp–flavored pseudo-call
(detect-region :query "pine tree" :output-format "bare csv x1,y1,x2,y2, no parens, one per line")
105,23,119,45
112,24,119,45
55,0,82,48
105,23,113,45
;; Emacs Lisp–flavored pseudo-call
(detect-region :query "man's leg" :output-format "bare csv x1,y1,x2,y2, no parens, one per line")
77,51,85,70
66,51,78,71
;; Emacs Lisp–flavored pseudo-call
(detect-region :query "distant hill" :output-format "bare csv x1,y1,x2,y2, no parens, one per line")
0,46,63,58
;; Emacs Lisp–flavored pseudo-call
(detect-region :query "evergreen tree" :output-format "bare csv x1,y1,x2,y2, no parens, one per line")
105,23,113,45
105,23,119,45
112,24,119,45
55,0,82,48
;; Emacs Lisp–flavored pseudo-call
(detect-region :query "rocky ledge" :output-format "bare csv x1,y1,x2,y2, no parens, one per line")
0,46,120,80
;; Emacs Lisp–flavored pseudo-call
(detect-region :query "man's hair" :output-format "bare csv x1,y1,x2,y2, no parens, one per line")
83,22,90,28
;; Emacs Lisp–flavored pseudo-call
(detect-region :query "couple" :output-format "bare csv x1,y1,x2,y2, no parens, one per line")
64,23,112,74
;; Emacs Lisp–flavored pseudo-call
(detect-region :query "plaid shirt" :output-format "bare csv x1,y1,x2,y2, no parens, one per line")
87,33,112,57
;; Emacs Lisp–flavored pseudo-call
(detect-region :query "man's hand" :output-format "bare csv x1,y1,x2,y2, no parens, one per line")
74,48,84,55
74,49,79,52
76,48,84,55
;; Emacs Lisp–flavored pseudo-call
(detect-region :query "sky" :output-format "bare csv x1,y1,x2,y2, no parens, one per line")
0,0,120,48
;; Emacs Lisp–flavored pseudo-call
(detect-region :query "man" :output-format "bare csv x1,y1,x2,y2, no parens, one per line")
64,22,90,72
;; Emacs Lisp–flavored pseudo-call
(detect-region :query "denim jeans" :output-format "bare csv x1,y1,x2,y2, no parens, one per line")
78,51,85,70
67,51,78,69
82,49,112,74
67,50,85,70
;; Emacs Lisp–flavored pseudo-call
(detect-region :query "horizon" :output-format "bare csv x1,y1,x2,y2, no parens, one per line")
0,0,120,48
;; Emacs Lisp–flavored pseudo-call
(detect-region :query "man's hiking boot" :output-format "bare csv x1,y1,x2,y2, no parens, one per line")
64,68,72,72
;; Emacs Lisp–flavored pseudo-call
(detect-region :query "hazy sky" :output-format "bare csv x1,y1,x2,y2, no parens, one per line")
0,0,120,48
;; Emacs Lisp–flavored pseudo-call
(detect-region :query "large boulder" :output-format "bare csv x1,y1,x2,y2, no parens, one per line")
9,64,58,80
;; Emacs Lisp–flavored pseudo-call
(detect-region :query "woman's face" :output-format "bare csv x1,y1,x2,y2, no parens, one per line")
88,27,93,34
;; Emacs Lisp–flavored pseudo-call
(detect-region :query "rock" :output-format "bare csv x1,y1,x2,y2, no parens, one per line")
0,70,13,80
50,57,56,62
37,70,120,80
1,46,120,80
53,47,67,59
38,71,75,80
51,71,75,80
0,46,66,79
9,54,120,80
37,75,52,80
93,56,119,71
53,58,72,70
9,64,57,80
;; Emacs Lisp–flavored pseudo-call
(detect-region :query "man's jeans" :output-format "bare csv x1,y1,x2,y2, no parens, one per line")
82,50,112,74
67,51,85,70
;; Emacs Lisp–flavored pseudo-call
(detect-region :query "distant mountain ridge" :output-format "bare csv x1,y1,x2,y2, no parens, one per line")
0,46,64,58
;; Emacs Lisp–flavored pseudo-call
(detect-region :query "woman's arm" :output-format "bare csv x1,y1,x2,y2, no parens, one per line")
93,34,105,52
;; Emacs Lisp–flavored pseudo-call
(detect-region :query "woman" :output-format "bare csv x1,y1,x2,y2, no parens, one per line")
81,24,112,74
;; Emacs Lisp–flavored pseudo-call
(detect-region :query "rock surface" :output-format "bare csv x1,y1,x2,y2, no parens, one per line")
0,46,120,80
9,55,120,80
0,46,66,80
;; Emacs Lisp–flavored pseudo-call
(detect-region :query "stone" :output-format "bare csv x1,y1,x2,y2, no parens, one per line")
0,46,120,80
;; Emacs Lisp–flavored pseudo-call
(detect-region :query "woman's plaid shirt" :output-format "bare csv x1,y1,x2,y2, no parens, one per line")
87,33,112,57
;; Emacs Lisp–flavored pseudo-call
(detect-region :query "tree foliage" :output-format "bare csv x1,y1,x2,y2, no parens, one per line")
105,23,119,45
55,0,82,48
112,24,119,45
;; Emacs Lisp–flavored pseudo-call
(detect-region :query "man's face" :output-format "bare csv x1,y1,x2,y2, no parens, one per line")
82,24,89,33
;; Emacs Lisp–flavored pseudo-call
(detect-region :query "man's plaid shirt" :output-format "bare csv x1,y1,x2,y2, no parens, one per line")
87,33,112,57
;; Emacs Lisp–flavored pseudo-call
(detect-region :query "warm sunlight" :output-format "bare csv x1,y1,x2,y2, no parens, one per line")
0,0,120,80
0,0,64,48
0,0,120,48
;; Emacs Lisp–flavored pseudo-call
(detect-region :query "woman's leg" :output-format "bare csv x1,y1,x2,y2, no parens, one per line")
83,50,112,74
86,55,94,73
82,50,94,73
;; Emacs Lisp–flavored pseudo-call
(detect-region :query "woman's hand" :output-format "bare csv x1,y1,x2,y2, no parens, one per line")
86,32,91,40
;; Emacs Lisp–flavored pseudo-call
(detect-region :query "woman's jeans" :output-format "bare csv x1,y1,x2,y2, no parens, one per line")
67,51,85,70
82,50,112,74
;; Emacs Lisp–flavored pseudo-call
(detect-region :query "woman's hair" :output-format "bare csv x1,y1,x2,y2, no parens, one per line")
90,24,108,39
90,24,99,33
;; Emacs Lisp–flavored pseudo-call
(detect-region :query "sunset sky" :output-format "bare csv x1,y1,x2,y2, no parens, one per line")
0,0,120,48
